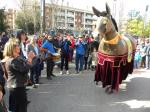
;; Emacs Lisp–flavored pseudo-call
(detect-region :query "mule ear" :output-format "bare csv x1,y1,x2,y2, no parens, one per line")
106,3,111,15
92,6,101,17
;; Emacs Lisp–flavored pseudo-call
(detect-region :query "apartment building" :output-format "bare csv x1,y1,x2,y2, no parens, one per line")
3,2,95,34
44,4,95,34
4,9,16,30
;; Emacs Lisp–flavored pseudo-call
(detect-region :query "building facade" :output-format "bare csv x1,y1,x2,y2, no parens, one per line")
4,9,16,30
44,4,95,34
4,2,95,35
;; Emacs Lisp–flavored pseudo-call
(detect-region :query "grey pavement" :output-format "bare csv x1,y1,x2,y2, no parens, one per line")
27,65,150,112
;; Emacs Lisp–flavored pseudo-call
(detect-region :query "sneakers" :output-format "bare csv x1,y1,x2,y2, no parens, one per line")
33,84,38,88
75,71,79,74
66,70,69,75
60,71,63,75
60,71,69,75
79,71,83,74
51,74,56,77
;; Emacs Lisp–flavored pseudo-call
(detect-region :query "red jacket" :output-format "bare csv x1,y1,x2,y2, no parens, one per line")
70,39,75,49
37,38,42,47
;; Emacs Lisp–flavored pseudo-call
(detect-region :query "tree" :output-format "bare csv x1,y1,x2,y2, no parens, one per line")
143,21,150,37
0,9,7,32
126,17,144,36
126,17,150,37
15,11,40,34
15,0,40,34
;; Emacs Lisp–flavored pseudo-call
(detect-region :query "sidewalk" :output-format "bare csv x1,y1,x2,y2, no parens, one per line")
41,62,86,77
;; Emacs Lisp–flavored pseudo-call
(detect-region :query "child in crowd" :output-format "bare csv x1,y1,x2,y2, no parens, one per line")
91,48,97,70
134,48,142,69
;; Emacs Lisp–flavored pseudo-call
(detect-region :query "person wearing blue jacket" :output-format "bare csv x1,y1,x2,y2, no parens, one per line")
59,36,71,75
75,35,85,73
41,35,56,80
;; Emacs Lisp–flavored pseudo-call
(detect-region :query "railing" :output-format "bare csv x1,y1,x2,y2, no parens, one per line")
85,16,93,19
67,14,74,17
81,21,92,24
57,19,65,22
67,20,74,23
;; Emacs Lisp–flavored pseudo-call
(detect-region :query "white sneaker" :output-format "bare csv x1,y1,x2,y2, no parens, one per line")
66,70,69,75
60,71,63,75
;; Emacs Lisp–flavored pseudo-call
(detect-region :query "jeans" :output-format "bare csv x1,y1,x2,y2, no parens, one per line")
30,59,41,84
69,48,74,62
146,55,150,69
134,60,139,69
61,53,69,71
75,54,84,72
84,57,88,70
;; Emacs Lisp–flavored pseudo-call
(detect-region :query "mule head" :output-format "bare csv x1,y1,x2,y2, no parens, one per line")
92,3,117,39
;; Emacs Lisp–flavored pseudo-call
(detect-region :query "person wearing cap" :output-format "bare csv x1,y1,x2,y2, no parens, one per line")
75,35,85,73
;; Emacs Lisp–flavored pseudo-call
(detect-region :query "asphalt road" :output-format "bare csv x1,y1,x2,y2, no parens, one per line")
27,66,150,112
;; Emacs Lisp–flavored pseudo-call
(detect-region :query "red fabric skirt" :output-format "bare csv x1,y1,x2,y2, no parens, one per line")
95,52,135,91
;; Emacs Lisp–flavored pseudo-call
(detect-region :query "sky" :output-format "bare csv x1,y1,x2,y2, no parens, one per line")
0,0,150,17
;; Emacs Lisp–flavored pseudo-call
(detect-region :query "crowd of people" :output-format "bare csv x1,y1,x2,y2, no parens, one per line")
0,31,99,112
134,38,150,69
0,30,150,111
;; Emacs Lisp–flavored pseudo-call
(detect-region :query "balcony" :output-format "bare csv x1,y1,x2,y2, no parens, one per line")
67,14,74,18
57,25,65,28
57,12,65,16
85,22,93,25
67,27,74,30
67,20,74,23
85,16,93,20
57,19,65,23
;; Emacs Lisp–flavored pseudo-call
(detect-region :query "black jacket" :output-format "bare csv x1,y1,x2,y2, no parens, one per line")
5,56,31,88
0,62,6,95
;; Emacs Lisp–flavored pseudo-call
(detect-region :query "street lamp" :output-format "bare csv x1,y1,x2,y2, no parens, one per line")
113,0,117,19
40,0,45,34
142,5,149,37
